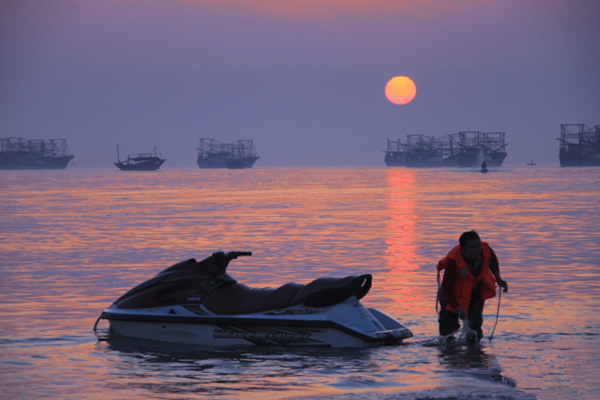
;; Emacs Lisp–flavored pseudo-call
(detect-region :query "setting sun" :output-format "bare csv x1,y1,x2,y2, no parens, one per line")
385,76,417,105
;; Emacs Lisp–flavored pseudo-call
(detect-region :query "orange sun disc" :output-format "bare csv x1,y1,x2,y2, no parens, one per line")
385,76,417,105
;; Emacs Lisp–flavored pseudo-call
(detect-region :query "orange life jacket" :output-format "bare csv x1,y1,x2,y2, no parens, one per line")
437,242,497,315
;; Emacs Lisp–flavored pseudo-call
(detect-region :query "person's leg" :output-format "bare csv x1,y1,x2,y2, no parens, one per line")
438,289,460,336
439,308,460,336
468,295,485,341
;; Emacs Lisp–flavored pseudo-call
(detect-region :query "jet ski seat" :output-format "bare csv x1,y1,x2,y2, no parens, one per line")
202,274,372,314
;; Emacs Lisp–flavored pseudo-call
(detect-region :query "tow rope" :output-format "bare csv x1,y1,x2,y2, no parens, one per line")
488,286,502,341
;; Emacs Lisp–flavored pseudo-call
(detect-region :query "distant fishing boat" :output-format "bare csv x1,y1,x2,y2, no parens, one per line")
0,137,74,170
527,160,536,166
114,144,166,171
224,140,260,169
384,138,407,166
197,138,259,169
557,123,600,167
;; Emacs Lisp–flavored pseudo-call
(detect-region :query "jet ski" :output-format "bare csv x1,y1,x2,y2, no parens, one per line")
95,251,413,347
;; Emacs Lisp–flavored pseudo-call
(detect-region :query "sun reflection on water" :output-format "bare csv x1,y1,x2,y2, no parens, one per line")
383,168,425,314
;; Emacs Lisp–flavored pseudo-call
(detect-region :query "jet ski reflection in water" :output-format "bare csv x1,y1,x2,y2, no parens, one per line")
95,251,413,347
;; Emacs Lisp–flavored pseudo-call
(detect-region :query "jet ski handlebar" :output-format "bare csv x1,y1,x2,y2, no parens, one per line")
211,251,252,270
225,251,252,260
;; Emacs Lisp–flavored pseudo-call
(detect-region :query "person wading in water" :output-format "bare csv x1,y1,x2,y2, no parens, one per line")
437,230,508,343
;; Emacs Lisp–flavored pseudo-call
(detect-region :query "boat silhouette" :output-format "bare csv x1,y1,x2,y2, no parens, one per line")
114,144,166,171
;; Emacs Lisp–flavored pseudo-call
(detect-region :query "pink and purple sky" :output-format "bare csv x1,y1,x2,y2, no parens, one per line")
1,0,598,167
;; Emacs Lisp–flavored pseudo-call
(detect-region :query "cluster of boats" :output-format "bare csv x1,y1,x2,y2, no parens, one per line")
383,123,599,168
114,138,261,171
0,137,260,171
2,123,598,170
384,131,508,168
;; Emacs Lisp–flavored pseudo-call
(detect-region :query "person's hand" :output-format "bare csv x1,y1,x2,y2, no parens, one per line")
497,278,509,293
456,306,467,320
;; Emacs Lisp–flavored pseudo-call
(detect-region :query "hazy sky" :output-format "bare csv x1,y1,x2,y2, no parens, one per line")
1,0,599,167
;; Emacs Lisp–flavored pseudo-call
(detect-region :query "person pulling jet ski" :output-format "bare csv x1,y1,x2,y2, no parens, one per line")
437,231,508,344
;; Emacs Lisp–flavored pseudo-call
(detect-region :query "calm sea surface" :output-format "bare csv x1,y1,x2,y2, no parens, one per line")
1,165,598,399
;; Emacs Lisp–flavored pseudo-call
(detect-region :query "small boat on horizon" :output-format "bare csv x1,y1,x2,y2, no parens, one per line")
114,144,166,171
480,161,488,173
527,160,537,166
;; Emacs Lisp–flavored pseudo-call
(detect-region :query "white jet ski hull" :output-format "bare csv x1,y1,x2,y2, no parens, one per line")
102,297,412,347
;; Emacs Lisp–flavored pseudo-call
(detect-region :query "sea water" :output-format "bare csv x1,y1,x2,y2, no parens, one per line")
0,165,598,399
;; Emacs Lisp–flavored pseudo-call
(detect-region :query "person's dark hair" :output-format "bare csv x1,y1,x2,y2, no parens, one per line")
459,230,480,247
